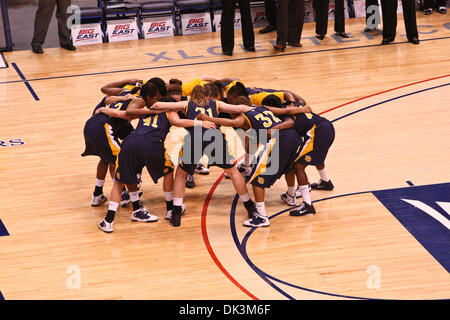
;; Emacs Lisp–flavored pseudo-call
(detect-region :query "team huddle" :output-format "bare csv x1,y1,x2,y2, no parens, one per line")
81,76,336,233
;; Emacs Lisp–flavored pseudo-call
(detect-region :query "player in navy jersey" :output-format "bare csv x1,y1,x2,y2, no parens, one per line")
149,84,259,227
82,78,143,207
94,84,217,233
197,95,309,227
263,99,335,217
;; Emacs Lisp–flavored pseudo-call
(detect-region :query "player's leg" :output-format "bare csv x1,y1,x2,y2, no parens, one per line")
243,185,270,228
171,166,188,227
91,159,109,206
280,170,298,206
310,164,334,190
98,180,123,233
289,163,316,216
127,183,158,223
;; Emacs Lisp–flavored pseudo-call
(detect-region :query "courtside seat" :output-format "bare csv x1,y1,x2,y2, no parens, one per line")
174,0,210,11
139,0,175,12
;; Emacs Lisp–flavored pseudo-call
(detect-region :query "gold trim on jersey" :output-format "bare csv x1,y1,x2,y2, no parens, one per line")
295,125,316,162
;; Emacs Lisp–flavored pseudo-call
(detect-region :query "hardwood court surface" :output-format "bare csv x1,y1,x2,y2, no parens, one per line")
0,15,449,300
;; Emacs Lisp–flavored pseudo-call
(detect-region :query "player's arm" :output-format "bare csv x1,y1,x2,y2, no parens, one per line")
167,112,216,129
217,101,254,114
286,105,313,115
104,93,135,105
150,100,188,112
283,90,307,106
95,107,135,121
196,113,246,128
101,79,142,96
267,117,295,139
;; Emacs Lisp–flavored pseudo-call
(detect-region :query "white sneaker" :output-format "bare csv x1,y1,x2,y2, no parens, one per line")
165,204,186,220
131,208,158,222
91,194,107,207
195,163,210,175
243,213,270,228
280,192,297,206
98,219,113,233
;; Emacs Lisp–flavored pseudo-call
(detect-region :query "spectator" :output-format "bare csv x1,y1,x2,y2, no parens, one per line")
31,0,76,54
259,0,277,34
380,0,419,45
273,0,305,51
423,0,447,14
314,0,349,39
221,0,255,56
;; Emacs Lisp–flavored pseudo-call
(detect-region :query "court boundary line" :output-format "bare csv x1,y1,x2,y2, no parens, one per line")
201,75,450,300
11,62,40,101
1,36,449,87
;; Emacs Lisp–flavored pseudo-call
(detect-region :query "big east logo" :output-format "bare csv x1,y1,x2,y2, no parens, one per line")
76,29,100,42
254,11,266,22
148,22,170,33
112,24,135,36
186,18,208,29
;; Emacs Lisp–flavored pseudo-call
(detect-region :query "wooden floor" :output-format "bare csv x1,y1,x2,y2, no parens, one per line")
0,14,449,300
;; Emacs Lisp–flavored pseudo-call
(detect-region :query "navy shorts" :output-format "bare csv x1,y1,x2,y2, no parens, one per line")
81,118,121,164
248,129,301,188
295,121,335,166
179,129,235,175
115,136,174,185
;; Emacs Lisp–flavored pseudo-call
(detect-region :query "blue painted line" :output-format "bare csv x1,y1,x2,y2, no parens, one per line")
0,291,4,300
11,63,40,101
406,181,415,187
230,83,449,299
0,219,9,237
331,83,450,123
0,36,449,86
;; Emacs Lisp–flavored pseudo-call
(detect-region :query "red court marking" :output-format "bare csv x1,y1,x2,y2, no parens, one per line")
200,74,450,300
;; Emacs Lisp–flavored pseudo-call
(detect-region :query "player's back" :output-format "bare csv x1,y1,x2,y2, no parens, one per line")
243,106,283,131
132,112,171,142
184,99,220,133
293,113,330,137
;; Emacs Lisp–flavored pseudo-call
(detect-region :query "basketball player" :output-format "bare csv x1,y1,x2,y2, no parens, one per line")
82,78,142,207
148,85,260,227
263,102,335,216
95,84,217,233
197,95,305,227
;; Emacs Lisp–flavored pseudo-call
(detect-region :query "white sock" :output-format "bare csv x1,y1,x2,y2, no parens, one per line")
299,185,311,205
129,191,140,202
164,192,174,202
287,186,296,197
239,193,251,202
173,197,183,207
95,179,105,187
255,202,267,217
318,168,329,182
108,201,119,212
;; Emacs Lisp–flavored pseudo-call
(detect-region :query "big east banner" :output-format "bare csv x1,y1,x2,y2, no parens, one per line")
213,10,242,32
142,17,174,39
250,6,268,29
181,13,212,35
107,19,139,43
71,23,103,46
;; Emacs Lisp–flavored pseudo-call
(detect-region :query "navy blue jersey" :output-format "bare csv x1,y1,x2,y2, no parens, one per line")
184,99,219,133
92,97,106,115
131,112,171,141
293,113,331,137
107,90,138,128
242,106,283,131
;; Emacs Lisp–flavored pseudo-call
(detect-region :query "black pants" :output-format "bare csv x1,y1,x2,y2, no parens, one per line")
424,0,447,9
220,0,255,52
380,0,418,41
264,0,277,27
276,0,305,45
31,0,72,46
365,0,380,28
314,0,345,35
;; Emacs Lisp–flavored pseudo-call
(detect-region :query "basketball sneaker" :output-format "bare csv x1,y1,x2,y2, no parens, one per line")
243,212,270,228
98,219,113,233
171,206,184,227
91,193,107,207
438,6,447,14
195,163,210,175
310,179,334,191
289,202,316,216
280,192,297,206
165,204,186,220
120,189,131,207
131,208,158,222
185,174,195,188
